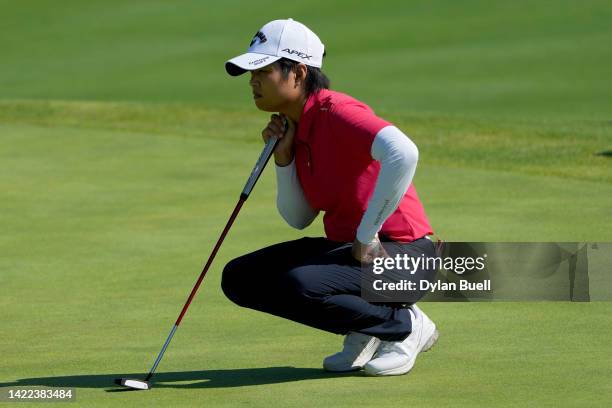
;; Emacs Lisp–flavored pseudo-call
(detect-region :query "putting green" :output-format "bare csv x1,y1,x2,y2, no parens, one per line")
1,101,610,406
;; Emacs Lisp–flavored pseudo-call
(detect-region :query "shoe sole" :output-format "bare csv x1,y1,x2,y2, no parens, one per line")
323,337,381,372
364,327,439,376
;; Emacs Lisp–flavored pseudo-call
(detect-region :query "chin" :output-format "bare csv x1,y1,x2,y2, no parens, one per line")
254,99,276,112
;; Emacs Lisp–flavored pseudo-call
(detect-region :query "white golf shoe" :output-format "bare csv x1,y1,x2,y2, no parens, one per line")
323,332,381,372
364,304,438,376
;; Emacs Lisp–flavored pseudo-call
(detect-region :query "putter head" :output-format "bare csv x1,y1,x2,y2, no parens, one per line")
114,378,151,390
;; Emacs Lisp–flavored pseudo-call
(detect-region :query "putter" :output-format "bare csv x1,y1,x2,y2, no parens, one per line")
115,133,280,390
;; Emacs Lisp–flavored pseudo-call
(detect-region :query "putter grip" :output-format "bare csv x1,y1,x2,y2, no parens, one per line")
241,135,280,199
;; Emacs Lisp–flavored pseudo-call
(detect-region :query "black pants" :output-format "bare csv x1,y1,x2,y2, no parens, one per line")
221,236,436,342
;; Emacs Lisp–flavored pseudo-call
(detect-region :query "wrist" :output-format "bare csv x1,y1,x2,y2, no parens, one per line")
274,151,294,167
356,232,379,246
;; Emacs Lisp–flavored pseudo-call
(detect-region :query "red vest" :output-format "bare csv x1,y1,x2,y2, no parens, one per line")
295,89,433,243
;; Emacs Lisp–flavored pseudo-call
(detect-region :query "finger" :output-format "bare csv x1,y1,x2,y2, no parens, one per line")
271,116,285,130
279,114,291,131
267,123,284,137
270,114,283,125
261,127,274,142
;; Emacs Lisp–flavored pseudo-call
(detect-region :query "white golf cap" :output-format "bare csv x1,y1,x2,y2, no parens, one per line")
225,18,325,76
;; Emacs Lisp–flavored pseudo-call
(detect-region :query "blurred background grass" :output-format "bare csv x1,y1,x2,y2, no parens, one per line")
1,0,611,119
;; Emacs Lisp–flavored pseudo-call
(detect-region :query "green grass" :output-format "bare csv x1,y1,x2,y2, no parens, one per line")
1,101,611,407
1,1,612,406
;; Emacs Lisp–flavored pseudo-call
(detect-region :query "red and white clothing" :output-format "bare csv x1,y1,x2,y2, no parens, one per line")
275,89,433,243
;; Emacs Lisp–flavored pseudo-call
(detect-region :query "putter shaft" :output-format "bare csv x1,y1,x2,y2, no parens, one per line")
139,135,279,384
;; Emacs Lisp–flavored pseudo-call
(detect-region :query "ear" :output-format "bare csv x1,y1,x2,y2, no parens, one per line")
294,63,308,87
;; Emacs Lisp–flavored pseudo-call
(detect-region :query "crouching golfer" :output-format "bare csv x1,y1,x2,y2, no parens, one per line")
222,18,438,376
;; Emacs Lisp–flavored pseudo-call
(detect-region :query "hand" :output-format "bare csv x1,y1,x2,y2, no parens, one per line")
351,234,389,264
261,113,296,166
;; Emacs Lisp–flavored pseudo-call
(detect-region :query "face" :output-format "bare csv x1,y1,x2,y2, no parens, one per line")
249,63,304,112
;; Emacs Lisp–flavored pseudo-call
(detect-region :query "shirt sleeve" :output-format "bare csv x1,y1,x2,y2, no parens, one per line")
355,125,419,244
275,159,319,229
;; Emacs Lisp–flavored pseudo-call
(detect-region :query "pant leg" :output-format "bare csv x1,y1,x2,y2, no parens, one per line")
224,236,436,342
278,242,414,341
279,237,437,341
221,237,344,311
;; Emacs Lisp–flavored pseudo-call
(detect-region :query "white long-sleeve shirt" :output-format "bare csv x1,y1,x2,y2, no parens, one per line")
275,125,419,244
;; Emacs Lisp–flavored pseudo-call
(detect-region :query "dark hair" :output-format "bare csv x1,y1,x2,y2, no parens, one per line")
276,56,330,96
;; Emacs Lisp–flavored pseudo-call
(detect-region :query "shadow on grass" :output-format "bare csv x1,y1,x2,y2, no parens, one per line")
1,367,363,391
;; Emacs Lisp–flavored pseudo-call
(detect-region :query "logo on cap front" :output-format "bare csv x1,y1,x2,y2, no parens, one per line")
250,31,267,47
249,56,270,66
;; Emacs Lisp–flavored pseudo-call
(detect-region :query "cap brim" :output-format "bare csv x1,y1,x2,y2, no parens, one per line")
225,52,281,76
